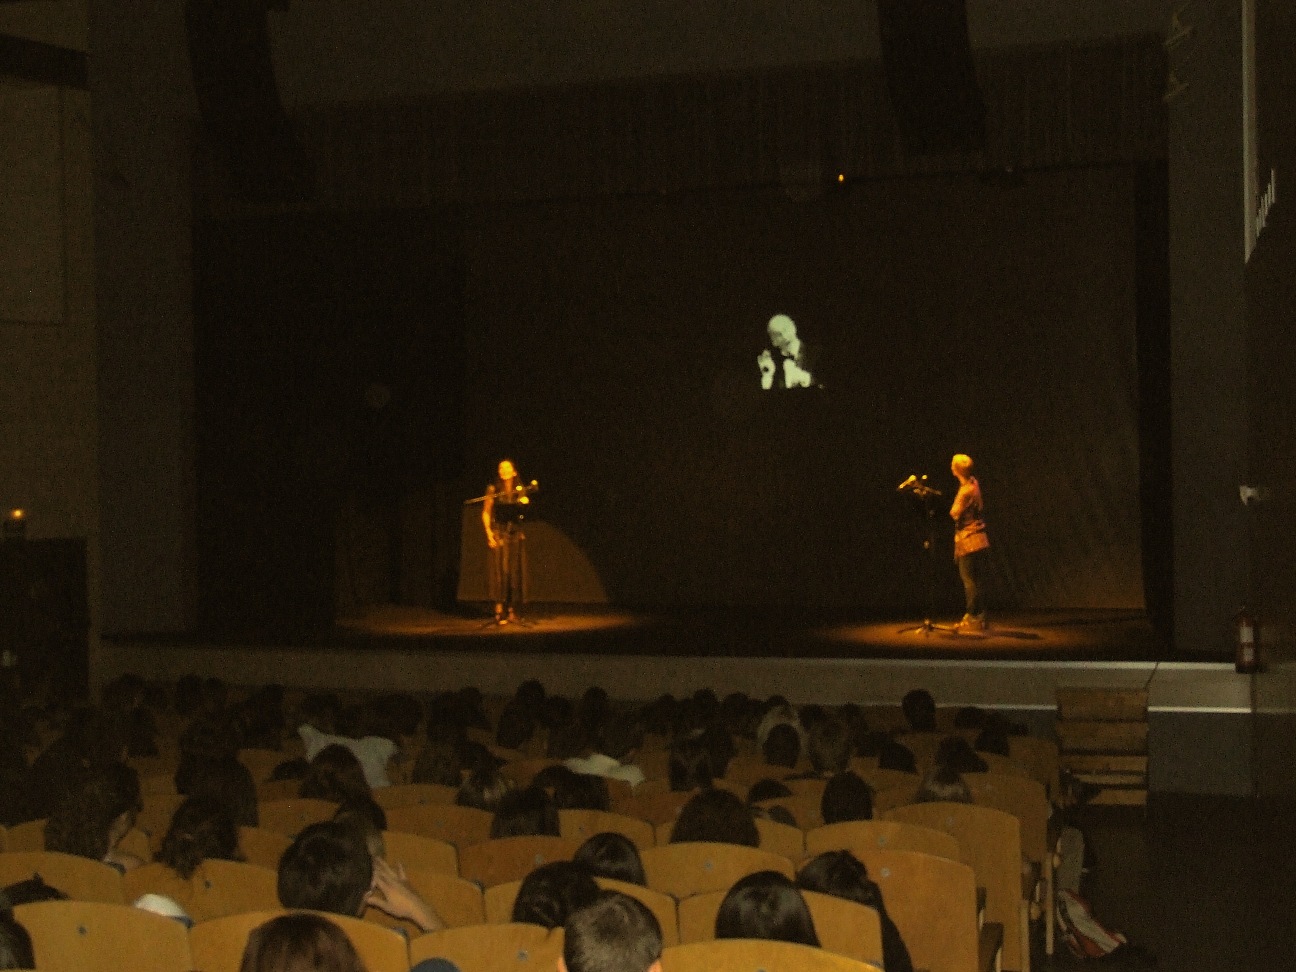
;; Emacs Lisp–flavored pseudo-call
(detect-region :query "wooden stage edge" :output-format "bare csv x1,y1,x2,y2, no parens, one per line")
98,605,1251,716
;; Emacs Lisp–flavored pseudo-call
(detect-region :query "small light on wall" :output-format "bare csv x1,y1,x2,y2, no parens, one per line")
4,509,27,540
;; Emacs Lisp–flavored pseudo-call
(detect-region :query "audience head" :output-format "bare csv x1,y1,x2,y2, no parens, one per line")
185,757,259,828
935,736,988,775
158,796,241,879
551,772,610,813
746,778,793,805
714,871,820,947
561,890,663,972
974,725,1011,758
915,763,973,804
299,745,371,804
573,832,646,886
670,788,759,847
901,689,937,733
820,771,874,824
277,821,372,918
762,724,801,770
44,762,140,862
877,740,917,774
511,861,600,929
332,800,387,863
599,718,644,764
495,702,536,752
953,706,987,730
796,850,884,911
490,785,560,839
0,911,33,970
238,912,366,972
456,766,517,813
410,737,461,787
807,718,851,775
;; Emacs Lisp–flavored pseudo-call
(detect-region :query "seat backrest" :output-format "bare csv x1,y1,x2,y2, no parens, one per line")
256,798,339,837
641,842,794,900
483,878,523,924
238,825,293,871
1007,736,1061,800
660,938,878,972
675,889,725,944
616,789,694,827
410,922,564,972
498,758,560,787
858,768,921,794
0,851,125,904
15,900,192,972
754,817,804,861
254,779,303,804
595,877,680,947
373,783,457,810
805,819,961,862
365,868,485,932
871,784,917,815
783,776,828,800
386,802,493,849
854,849,980,972
141,772,179,796
721,757,782,786
382,830,459,875
977,752,1035,780
803,890,884,967
884,802,1023,971
558,808,656,850
458,834,582,888
964,772,1050,864
2,819,46,852
190,909,410,972
123,858,280,922
894,733,944,770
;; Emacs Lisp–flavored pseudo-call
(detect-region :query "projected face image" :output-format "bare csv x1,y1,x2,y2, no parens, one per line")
498,460,516,481
758,314,815,390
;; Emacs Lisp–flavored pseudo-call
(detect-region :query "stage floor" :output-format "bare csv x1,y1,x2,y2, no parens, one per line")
330,603,1169,662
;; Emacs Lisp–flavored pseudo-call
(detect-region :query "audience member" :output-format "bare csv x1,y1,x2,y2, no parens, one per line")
714,871,819,946
44,762,144,872
762,723,801,770
565,718,646,788
456,766,517,813
669,789,759,847
900,689,937,733
0,911,33,970
238,913,365,972
666,736,713,792
820,771,874,824
299,745,373,804
157,796,242,879
934,736,988,775
561,891,663,972
490,785,560,838
914,763,973,803
573,832,646,886
297,712,396,790
877,740,917,774
803,717,851,776
511,861,600,929
797,851,913,972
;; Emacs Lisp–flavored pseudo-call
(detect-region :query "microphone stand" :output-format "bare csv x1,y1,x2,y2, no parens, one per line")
896,477,956,636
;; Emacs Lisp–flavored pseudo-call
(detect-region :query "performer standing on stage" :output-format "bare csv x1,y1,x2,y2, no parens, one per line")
482,459,529,623
949,453,989,630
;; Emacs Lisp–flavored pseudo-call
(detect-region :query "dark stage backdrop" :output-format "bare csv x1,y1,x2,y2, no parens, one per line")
463,167,1144,613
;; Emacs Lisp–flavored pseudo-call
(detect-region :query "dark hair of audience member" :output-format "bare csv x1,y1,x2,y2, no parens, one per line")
573,832,647,886
714,870,819,947
718,692,753,736
511,861,600,929
901,689,937,733
577,687,611,732
174,675,204,720
820,770,874,824
491,785,560,839
44,762,140,863
935,736,988,775
563,890,663,972
185,757,259,828
540,695,575,732
669,788,759,847
411,736,462,787
797,850,914,972
752,803,799,828
915,763,973,803
0,876,66,907
547,722,591,761
599,717,644,764
698,723,736,779
762,723,801,770
746,778,793,805
269,757,311,782
456,686,491,732
953,705,987,730
375,693,424,741
238,912,367,972
667,735,713,792
333,802,387,863
807,718,851,775
639,695,675,737
877,740,917,774
299,744,372,804
853,728,891,759
0,911,34,970
514,679,546,711
298,694,342,735
158,796,241,879
232,684,287,751
456,766,517,813
277,821,372,917
974,725,1012,758
28,709,130,819
495,702,536,752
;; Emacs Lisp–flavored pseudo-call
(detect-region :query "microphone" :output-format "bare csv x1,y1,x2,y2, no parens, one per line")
896,474,918,491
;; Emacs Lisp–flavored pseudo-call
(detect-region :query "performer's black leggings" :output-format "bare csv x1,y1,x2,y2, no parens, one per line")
957,550,986,617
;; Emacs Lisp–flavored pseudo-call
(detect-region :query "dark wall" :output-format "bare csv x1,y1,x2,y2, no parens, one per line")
193,208,464,633
463,167,1148,612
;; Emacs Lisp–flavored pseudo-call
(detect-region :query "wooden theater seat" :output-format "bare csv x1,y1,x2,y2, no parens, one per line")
458,834,582,888
640,842,794,900
411,922,564,972
15,900,192,972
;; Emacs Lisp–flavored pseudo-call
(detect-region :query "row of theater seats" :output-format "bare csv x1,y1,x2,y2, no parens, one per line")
0,899,908,972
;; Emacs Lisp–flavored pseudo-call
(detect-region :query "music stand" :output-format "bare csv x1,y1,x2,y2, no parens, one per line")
896,477,956,636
